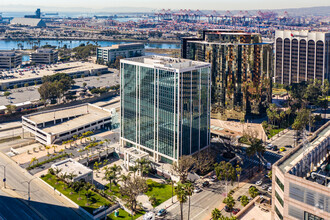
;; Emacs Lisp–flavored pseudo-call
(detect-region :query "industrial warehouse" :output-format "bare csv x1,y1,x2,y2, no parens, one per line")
22,103,113,145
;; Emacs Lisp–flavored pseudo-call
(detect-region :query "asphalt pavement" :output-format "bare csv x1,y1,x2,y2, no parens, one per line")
0,72,119,105
0,152,89,220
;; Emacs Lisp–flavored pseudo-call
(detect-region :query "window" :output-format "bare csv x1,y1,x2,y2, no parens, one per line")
304,211,324,220
276,176,284,191
275,205,283,220
276,190,284,207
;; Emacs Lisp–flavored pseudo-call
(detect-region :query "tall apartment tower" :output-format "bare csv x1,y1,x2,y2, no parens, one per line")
275,30,330,85
182,30,273,120
120,55,211,163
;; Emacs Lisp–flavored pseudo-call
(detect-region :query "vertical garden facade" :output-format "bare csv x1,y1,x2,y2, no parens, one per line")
182,30,273,120
120,56,211,163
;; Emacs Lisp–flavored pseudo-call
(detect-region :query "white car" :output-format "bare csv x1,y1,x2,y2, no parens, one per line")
255,180,262,186
266,144,273,149
194,187,202,193
268,187,272,192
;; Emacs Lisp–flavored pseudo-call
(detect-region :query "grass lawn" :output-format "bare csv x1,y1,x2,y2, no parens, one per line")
272,88,287,95
104,184,128,200
107,208,145,220
41,173,111,214
268,128,285,139
145,179,174,207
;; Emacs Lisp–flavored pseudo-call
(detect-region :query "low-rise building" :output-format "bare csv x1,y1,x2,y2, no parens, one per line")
271,122,330,220
97,43,145,63
51,158,93,183
10,17,46,28
0,50,22,69
0,61,108,90
22,103,113,145
30,49,58,64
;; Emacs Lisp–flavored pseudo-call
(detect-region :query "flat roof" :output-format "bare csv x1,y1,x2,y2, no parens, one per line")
52,158,92,177
0,61,107,84
278,125,330,173
98,43,144,50
122,55,210,70
25,104,111,135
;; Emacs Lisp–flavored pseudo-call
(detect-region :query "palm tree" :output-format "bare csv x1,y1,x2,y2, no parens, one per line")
223,195,235,211
184,182,194,220
175,183,188,220
67,172,77,182
215,161,236,195
52,145,57,153
30,157,38,167
53,167,62,176
131,166,139,178
45,145,50,155
212,208,222,220
103,164,122,191
236,165,242,187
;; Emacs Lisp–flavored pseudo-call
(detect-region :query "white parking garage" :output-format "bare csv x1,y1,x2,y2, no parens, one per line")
22,103,113,145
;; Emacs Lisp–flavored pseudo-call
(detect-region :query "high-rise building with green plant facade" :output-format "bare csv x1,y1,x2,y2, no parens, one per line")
182,30,273,120
120,55,211,163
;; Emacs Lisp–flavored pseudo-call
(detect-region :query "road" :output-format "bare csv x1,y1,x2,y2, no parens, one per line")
270,130,296,148
0,152,89,220
165,181,226,220
0,189,42,220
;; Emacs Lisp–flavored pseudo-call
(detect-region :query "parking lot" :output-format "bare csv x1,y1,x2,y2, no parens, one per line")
0,71,119,105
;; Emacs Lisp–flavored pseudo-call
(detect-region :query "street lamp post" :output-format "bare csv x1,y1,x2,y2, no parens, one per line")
22,178,37,202
171,178,174,203
0,164,8,188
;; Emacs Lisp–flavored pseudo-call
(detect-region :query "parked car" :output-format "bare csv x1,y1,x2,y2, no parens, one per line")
193,187,202,193
210,176,217,182
266,144,273,149
261,184,268,190
255,180,262,186
157,209,167,216
224,206,231,212
237,196,242,201
268,187,272,193
285,145,293,148
272,145,278,151
232,208,240,215
202,181,209,187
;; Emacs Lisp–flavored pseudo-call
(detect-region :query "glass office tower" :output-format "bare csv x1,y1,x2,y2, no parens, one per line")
120,56,211,163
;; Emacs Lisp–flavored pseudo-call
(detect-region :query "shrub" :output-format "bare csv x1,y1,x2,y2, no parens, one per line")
241,195,249,207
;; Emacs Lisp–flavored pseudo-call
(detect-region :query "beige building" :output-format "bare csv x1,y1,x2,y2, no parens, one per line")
0,50,22,69
30,48,58,64
271,122,330,220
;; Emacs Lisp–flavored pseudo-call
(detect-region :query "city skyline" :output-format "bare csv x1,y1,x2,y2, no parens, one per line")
1,0,330,12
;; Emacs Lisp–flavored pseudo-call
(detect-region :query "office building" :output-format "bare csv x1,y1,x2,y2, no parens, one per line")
275,30,330,85
182,29,273,120
22,104,112,145
272,122,330,220
120,55,211,163
30,48,58,64
0,50,22,69
97,43,145,63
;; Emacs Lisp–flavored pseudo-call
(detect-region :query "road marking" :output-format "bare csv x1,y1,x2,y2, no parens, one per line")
191,206,209,220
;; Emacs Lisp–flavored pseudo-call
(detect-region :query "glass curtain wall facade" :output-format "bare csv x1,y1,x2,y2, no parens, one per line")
120,58,211,163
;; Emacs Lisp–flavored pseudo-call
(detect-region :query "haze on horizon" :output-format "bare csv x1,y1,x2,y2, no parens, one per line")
1,0,330,12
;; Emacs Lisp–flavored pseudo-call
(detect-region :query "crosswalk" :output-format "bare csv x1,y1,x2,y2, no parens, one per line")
264,151,283,158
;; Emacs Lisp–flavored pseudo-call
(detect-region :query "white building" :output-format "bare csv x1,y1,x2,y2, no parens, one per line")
22,104,112,145
51,158,93,183
0,50,22,69
275,30,330,85
97,43,145,63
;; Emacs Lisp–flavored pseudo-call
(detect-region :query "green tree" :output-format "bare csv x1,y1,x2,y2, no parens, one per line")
215,161,236,195
223,195,235,210
246,138,265,168
185,182,194,220
212,208,222,220
24,83,29,88
249,186,259,198
5,105,16,114
240,195,249,207
30,157,38,167
3,91,10,98
175,183,188,220
236,165,242,186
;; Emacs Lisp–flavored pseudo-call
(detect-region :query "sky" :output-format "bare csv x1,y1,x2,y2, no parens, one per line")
1,0,329,11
